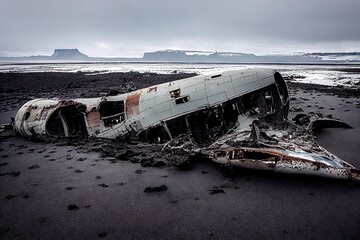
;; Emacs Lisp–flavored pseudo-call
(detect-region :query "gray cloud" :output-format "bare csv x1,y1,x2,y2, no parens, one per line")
1,0,359,57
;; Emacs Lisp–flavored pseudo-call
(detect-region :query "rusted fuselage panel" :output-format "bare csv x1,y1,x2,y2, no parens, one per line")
211,147,359,181
126,90,142,116
14,99,88,138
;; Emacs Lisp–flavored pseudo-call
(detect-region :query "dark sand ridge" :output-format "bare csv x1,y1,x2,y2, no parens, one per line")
0,72,359,239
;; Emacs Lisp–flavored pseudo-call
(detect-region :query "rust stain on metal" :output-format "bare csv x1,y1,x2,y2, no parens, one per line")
126,90,142,116
87,111,101,127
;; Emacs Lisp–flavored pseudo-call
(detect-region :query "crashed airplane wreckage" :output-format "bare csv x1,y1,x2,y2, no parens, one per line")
14,69,360,182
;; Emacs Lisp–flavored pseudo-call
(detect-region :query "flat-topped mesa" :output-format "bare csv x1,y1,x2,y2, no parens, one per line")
51,48,89,60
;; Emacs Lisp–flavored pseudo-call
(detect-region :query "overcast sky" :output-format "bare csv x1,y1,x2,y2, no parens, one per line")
1,0,359,57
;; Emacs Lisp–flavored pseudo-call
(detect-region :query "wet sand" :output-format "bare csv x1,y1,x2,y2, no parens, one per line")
0,72,360,239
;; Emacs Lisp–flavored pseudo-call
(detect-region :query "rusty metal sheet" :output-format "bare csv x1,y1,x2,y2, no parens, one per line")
126,90,142,116
87,111,101,127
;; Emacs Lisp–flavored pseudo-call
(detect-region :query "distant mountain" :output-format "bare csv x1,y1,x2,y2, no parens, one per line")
142,50,318,63
142,50,360,63
0,49,91,61
142,50,258,62
305,52,360,62
51,49,89,59
0,49,359,63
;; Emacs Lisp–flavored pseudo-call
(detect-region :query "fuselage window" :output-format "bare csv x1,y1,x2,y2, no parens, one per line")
99,101,125,127
175,96,189,104
170,89,181,98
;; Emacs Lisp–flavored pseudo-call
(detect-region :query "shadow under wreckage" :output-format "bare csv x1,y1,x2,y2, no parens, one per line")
13,69,360,182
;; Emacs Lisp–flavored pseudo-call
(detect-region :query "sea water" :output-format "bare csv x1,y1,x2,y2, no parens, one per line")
0,62,359,87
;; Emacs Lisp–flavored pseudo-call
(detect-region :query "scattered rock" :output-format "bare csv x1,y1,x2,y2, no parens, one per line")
114,149,131,160
97,231,108,238
98,183,109,188
67,204,79,211
4,194,16,200
1,228,11,235
135,169,146,174
208,187,225,194
144,184,168,192
291,107,304,112
220,179,234,188
28,164,40,170
38,217,48,224
0,163,9,167
201,170,208,174
0,171,20,177
65,187,74,191
74,169,83,173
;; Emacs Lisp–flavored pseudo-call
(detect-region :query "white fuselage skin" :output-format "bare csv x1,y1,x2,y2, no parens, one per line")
14,68,277,139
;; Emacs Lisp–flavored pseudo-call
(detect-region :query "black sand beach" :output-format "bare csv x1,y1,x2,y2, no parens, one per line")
1,72,360,239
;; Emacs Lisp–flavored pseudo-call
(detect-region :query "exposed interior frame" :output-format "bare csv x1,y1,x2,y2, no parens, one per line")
46,105,88,137
138,73,289,143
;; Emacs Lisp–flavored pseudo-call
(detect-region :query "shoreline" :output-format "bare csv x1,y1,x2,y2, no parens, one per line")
1,71,359,112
